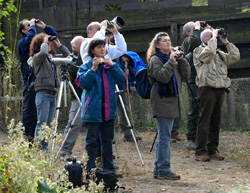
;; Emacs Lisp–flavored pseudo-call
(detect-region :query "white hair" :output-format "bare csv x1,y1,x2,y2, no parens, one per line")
71,36,84,48
200,29,212,43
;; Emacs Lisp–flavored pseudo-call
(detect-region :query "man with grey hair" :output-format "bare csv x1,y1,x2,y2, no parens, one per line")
86,22,101,38
59,36,85,158
193,28,240,161
181,21,208,150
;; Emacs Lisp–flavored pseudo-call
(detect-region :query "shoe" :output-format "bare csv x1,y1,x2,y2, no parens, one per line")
208,153,224,161
59,154,72,162
171,135,181,141
195,155,211,162
186,139,195,151
115,172,123,178
158,172,181,180
114,165,119,170
123,135,142,142
153,174,158,179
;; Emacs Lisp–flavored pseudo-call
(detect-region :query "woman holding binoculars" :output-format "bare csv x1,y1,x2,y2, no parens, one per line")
76,38,125,172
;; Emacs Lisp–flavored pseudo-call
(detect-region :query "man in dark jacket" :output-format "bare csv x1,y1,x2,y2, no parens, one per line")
18,18,57,143
181,21,209,150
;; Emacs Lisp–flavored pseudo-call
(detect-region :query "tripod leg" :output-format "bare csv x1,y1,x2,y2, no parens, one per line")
55,80,82,160
113,129,119,159
50,80,65,166
115,85,144,166
149,131,158,154
56,107,81,159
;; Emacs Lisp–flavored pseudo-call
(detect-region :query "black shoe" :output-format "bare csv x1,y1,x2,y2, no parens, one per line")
123,135,142,142
115,172,123,178
114,165,119,169
158,172,181,180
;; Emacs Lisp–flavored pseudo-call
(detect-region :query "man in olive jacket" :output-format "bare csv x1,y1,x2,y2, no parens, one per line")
193,28,240,162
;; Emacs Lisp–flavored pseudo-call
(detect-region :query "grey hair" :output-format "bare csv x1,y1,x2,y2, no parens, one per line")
200,29,212,43
183,21,194,35
86,21,99,37
71,36,84,48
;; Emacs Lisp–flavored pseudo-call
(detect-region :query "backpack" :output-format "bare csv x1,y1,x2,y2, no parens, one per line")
134,68,152,99
64,157,83,188
90,168,118,190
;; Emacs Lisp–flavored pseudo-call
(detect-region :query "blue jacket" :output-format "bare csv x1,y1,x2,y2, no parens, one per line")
118,51,146,84
18,25,57,88
76,58,125,122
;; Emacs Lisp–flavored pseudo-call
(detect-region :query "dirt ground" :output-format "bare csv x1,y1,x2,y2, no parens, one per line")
71,131,250,193
1,130,250,193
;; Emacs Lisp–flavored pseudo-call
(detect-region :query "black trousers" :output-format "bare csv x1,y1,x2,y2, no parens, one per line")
186,83,199,140
22,81,37,142
195,86,225,155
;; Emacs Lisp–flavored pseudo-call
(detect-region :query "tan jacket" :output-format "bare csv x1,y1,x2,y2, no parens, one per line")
193,38,240,88
147,55,190,118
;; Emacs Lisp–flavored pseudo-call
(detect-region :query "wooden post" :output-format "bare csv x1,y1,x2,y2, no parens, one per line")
72,0,77,27
170,21,177,46
39,0,44,19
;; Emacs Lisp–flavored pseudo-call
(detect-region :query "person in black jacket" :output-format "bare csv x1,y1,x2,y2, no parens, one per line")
18,18,57,143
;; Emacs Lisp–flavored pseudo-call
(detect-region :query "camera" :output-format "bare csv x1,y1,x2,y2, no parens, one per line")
218,28,227,39
200,21,208,28
35,19,40,23
105,16,125,36
107,21,114,28
105,29,113,36
110,16,125,30
173,46,184,58
51,52,78,66
48,36,57,41
99,57,104,64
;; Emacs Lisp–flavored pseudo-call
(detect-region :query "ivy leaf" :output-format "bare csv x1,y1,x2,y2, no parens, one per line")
37,178,57,193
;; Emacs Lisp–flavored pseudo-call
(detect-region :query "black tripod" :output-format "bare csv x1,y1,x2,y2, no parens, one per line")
50,64,82,166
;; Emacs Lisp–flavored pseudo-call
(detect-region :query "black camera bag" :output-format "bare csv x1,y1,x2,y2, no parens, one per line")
64,157,83,188
90,168,118,190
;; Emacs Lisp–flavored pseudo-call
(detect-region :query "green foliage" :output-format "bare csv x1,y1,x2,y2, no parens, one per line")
230,186,250,193
192,0,208,6
0,0,21,126
133,118,157,132
105,4,121,12
0,119,104,192
37,179,57,193
141,0,158,2
0,0,17,53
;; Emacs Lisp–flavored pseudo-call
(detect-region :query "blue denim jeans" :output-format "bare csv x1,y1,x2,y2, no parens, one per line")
35,91,56,149
154,117,174,177
85,120,115,172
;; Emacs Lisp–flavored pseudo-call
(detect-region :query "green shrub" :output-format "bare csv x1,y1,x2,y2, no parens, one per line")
0,119,104,192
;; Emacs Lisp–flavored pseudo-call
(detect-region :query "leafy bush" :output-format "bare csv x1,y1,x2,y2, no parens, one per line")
0,119,104,192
